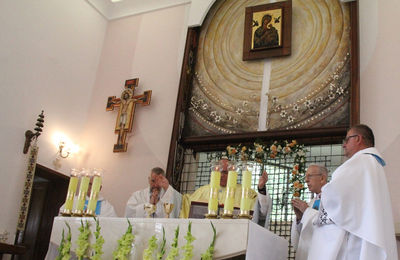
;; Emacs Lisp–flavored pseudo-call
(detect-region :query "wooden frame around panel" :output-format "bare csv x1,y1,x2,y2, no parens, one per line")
166,1,359,189
243,0,292,61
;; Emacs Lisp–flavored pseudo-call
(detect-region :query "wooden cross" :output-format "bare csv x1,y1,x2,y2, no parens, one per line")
106,78,152,152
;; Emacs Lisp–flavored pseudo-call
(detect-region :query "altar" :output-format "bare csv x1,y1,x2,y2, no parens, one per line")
46,217,288,260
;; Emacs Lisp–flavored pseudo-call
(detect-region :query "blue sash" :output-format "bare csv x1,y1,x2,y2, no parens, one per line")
84,200,102,215
312,199,320,210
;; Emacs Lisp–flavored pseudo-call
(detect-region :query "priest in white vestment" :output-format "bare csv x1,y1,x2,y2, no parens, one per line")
291,164,328,260
125,167,182,218
308,124,398,260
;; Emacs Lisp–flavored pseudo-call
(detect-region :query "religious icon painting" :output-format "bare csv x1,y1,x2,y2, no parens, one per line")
243,0,292,61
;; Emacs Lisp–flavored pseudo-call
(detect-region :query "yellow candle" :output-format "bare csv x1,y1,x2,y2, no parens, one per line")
208,170,220,213
86,175,102,214
64,175,78,212
224,171,237,213
227,170,237,188
240,189,252,211
208,192,218,212
210,171,221,189
75,175,90,213
240,170,252,212
242,170,252,189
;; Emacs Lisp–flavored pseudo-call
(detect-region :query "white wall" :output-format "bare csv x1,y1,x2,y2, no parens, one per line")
359,0,400,254
0,0,107,242
78,4,188,216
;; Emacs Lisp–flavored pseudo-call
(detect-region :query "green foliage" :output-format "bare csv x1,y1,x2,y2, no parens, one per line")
181,222,196,260
90,217,105,260
112,219,135,260
201,222,217,260
57,222,72,260
156,227,166,260
143,235,158,260
55,229,65,260
76,220,91,260
166,226,180,260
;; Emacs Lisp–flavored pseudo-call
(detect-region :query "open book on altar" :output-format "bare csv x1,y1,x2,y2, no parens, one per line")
45,217,288,260
189,201,254,218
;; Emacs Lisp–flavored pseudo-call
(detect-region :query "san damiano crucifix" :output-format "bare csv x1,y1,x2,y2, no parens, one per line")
106,78,152,152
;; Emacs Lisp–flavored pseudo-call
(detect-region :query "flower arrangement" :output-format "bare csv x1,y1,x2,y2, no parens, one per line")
90,217,105,260
181,222,195,260
112,219,135,260
56,222,71,260
166,226,180,260
200,222,216,260
76,220,91,260
226,140,307,197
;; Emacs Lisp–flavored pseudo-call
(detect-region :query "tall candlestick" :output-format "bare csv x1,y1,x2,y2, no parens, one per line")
85,169,102,216
61,169,79,216
223,170,237,216
208,170,220,215
239,163,254,219
240,170,252,212
73,169,90,216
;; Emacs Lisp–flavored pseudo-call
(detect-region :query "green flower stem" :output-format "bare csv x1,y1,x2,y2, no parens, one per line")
90,217,105,260
201,222,217,260
166,226,180,260
60,222,72,260
112,219,135,260
143,235,158,260
55,229,65,260
76,220,91,260
157,227,166,260
181,222,195,260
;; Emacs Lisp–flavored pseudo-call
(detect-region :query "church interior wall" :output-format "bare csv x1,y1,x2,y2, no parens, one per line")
0,0,107,243
77,4,188,217
0,0,399,254
359,0,400,253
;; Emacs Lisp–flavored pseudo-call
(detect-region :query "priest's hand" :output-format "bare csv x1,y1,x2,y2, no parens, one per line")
150,188,160,205
258,171,268,189
292,198,308,221
157,175,170,191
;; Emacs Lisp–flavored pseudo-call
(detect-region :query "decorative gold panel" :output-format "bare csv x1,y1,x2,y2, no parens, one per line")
185,0,351,136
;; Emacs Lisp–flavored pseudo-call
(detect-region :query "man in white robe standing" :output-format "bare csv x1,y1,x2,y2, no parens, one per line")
125,167,182,218
291,164,328,260
308,124,398,260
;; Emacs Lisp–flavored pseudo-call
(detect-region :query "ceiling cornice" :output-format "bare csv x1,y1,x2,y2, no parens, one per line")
86,0,191,20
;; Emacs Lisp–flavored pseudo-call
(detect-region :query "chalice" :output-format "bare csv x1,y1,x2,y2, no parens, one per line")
163,203,174,218
144,203,156,218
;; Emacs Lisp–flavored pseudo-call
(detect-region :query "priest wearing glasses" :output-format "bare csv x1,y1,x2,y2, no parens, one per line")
308,124,398,260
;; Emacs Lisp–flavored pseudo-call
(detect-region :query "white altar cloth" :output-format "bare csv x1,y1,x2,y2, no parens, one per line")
45,217,288,260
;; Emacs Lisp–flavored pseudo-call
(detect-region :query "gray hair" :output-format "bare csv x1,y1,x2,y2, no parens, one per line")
308,164,329,178
350,124,375,147
151,167,165,176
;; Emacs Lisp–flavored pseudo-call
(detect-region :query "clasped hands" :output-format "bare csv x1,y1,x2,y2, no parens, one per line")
150,175,169,205
291,198,309,222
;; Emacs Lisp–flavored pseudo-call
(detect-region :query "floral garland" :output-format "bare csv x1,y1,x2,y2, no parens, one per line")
226,140,307,197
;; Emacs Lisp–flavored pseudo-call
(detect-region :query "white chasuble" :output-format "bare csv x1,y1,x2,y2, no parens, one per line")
308,148,398,260
290,198,319,260
125,185,182,218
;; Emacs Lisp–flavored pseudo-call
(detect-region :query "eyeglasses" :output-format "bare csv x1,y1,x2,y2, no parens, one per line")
305,173,322,180
343,135,358,144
